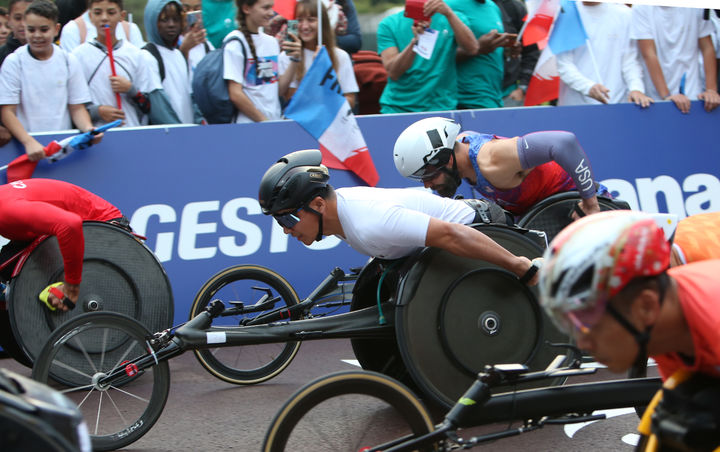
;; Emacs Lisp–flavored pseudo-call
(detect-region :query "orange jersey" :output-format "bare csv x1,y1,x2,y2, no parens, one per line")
654,260,720,380
674,212,720,264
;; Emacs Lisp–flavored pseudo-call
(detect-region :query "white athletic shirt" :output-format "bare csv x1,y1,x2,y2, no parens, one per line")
557,3,644,106
278,47,359,93
59,11,145,52
73,40,159,127
630,6,713,101
0,44,91,132
222,30,282,123
141,44,195,124
335,187,476,259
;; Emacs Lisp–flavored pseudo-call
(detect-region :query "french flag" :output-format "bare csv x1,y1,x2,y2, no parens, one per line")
521,0,560,48
284,46,379,186
524,0,588,106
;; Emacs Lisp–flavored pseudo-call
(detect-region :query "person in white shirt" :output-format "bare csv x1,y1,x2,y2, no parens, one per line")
0,0,99,161
73,0,159,127
258,149,540,284
142,0,196,124
278,0,358,108
59,9,144,52
224,0,294,123
557,2,652,108
630,5,720,113
178,0,214,80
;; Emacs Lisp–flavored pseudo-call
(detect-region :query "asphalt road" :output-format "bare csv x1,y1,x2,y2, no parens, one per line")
2,338,658,452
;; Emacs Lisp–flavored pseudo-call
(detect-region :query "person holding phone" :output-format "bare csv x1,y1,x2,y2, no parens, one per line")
376,0,478,113
179,0,214,75
277,0,358,108
446,0,513,109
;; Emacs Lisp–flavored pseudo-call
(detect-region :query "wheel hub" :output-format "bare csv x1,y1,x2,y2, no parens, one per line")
479,311,501,336
91,372,109,391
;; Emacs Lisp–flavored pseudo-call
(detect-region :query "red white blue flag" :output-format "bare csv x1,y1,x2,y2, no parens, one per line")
524,0,588,106
284,46,379,186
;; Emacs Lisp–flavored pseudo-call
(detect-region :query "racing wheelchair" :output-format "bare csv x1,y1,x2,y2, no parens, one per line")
32,221,567,451
0,221,174,367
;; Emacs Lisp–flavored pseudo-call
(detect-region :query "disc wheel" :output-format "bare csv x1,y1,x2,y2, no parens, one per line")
518,192,630,243
263,370,436,452
395,225,568,409
7,222,173,366
31,312,171,452
189,265,302,385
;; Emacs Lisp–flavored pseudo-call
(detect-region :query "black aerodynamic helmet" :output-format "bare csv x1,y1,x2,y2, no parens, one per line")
258,149,330,216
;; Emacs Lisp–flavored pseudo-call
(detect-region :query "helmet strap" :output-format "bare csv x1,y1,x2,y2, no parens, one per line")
304,205,324,242
606,303,653,373
435,149,462,196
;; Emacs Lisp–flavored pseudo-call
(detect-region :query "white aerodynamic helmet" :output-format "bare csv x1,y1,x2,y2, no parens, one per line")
539,211,677,335
393,117,462,180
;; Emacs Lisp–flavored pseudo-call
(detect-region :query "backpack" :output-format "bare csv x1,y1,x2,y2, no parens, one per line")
143,42,166,82
191,36,246,124
351,50,387,115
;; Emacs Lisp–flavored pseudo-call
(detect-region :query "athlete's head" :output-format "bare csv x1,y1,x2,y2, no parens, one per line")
258,149,332,244
393,117,462,198
539,210,675,372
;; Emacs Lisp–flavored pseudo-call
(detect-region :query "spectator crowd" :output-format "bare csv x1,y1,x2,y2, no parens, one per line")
0,0,719,155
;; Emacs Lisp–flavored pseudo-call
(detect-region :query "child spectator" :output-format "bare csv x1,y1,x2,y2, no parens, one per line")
73,0,158,127
179,0,214,78
0,0,32,67
0,0,100,162
143,0,197,124
223,0,286,123
0,7,10,46
59,6,145,52
279,0,357,108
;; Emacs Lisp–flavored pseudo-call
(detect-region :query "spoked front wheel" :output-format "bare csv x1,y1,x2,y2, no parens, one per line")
263,370,436,452
31,312,171,452
189,265,303,385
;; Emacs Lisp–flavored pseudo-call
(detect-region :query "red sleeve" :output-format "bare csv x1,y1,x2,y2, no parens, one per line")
2,200,85,284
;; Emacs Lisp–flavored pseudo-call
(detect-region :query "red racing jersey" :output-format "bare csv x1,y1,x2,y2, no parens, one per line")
0,179,122,284
654,260,720,380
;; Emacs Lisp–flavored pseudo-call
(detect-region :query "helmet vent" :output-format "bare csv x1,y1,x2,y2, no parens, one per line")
568,266,595,297
426,129,444,150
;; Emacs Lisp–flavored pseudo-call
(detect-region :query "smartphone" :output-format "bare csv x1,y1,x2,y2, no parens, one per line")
186,10,201,30
404,0,430,22
285,19,298,42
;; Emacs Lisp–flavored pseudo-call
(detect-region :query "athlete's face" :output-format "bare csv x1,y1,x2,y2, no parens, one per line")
422,170,457,198
24,13,59,58
279,208,319,246
573,302,641,374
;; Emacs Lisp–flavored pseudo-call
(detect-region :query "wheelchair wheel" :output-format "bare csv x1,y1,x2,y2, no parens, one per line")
189,265,303,385
263,370,435,452
518,192,630,244
7,222,174,366
394,225,569,409
349,257,417,388
32,312,171,452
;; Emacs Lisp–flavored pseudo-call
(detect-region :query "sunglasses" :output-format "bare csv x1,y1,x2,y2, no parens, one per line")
408,149,452,181
273,207,302,229
410,164,445,181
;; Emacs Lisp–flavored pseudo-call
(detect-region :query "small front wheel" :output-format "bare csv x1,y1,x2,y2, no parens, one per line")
31,312,171,452
263,370,436,452
189,265,303,385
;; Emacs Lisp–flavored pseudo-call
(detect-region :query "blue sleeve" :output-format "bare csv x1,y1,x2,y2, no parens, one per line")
517,131,597,198
336,0,362,54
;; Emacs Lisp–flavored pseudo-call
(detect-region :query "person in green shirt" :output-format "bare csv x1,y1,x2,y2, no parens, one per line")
376,0,478,113
447,0,512,109
202,0,235,48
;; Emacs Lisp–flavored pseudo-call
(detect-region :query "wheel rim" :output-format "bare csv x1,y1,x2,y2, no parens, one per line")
32,314,170,451
191,266,302,384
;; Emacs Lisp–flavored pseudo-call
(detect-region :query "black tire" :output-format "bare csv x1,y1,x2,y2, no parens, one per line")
263,370,435,452
7,222,173,366
518,192,630,244
189,265,302,385
31,312,171,452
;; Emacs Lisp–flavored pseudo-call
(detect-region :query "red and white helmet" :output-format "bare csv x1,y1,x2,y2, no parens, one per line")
539,211,675,335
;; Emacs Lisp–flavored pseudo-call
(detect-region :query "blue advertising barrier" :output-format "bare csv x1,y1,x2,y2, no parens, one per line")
2,101,718,325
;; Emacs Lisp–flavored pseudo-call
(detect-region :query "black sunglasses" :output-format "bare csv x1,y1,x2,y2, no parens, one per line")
273,207,302,229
